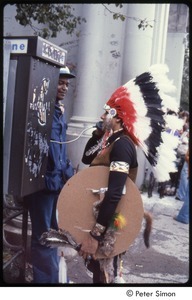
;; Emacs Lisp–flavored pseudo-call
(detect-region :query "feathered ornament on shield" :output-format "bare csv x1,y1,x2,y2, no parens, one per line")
106,64,183,182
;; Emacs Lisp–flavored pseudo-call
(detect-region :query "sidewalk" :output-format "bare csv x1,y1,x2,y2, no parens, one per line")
66,192,189,284
3,191,189,285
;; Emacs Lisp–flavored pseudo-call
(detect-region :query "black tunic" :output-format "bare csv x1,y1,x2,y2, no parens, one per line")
82,130,138,228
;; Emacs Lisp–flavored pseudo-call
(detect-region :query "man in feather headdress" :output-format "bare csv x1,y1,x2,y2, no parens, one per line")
79,65,181,283
40,64,181,283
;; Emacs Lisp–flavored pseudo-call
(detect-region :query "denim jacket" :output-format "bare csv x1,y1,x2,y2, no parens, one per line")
45,105,74,192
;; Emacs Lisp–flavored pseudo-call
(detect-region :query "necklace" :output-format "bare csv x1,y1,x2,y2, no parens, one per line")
100,128,124,153
113,128,123,134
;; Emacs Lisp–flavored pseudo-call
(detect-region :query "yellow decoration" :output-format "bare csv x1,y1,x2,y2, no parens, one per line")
112,213,127,230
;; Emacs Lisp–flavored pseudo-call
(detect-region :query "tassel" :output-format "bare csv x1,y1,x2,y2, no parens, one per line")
114,257,126,283
118,258,126,283
59,251,67,283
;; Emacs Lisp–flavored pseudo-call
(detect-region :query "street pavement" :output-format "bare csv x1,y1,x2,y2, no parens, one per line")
65,191,189,285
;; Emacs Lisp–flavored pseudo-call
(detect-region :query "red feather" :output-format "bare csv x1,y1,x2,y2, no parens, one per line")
107,86,139,145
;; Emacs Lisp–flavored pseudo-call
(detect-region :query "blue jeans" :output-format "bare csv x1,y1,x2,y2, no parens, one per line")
25,190,59,283
176,180,189,224
176,161,188,201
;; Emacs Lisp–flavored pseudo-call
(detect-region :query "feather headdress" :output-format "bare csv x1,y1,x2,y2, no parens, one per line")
105,64,183,182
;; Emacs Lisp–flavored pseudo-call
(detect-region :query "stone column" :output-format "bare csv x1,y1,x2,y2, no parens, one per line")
66,5,103,170
66,4,127,170
165,4,188,104
121,3,155,82
121,4,156,188
151,4,170,64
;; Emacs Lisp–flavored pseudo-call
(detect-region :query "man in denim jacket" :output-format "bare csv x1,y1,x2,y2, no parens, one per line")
26,67,75,283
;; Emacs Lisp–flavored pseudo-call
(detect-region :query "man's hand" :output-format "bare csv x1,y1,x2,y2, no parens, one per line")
79,234,99,260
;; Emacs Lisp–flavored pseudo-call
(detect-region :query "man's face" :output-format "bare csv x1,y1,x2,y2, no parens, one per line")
57,76,70,100
101,110,116,132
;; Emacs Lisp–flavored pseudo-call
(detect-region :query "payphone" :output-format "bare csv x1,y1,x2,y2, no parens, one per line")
4,36,67,197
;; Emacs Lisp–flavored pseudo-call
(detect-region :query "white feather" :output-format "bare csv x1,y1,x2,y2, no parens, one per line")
124,80,152,144
124,80,148,116
165,115,184,131
133,116,152,146
149,64,177,95
161,131,180,148
160,95,179,112
152,131,179,181
153,164,176,182
149,64,169,74
153,76,176,94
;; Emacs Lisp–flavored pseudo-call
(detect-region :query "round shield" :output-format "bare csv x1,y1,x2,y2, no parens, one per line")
57,166,144,259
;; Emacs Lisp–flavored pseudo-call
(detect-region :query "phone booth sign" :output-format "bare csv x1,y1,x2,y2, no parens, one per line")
4,36,67,197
